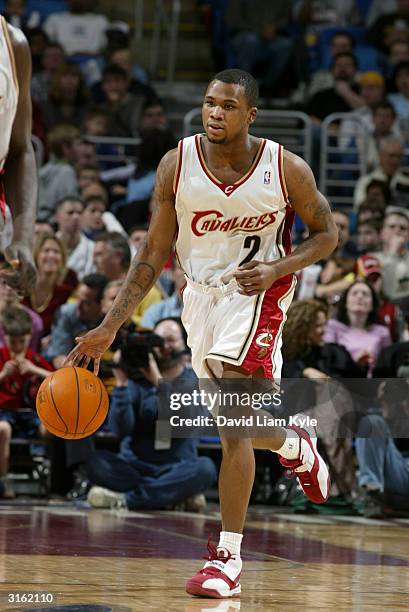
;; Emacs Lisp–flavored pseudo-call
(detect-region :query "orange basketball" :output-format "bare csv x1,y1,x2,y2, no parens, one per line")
36,367,109,440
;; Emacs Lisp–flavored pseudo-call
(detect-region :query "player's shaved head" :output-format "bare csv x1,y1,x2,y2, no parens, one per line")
211,69,258,108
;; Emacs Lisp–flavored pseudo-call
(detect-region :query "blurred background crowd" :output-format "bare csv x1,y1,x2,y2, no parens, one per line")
1,0,409,519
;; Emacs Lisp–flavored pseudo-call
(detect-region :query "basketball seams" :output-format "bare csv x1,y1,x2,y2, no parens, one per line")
73,367,80,435
36,411,66,435
81,376,104,434
49,374,69,433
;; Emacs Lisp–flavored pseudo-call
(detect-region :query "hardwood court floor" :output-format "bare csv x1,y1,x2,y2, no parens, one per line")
0,503,408,611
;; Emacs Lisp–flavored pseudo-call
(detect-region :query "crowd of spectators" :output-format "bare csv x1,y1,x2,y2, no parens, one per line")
1,0,409,518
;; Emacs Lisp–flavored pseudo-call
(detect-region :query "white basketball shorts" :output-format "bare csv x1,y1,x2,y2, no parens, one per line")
181,274,296,380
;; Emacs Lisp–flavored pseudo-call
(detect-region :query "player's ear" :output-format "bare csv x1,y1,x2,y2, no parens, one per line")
248,107,257,125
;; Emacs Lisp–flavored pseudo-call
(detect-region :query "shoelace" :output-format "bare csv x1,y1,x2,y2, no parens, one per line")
202,536,236,563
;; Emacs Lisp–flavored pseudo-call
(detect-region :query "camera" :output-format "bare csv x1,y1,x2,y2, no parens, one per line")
119,330,164,379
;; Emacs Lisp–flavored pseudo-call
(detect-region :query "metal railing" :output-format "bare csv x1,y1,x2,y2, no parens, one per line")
183,109,313,166
319,112,370,209
149,0,181,83
85,135,141,166
133,0,144,43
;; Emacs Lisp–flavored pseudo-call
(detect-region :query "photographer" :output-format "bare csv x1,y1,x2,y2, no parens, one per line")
86,317,217,511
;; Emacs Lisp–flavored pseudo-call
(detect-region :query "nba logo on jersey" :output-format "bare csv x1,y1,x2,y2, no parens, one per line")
263,171,271,185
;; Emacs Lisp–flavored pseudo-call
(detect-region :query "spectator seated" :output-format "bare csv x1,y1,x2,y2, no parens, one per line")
38,124,80,220
356,379,409,517
0,264,44,353
324,279,391,371
42,0,109,57
317,26,381,73
0,307,53,498
22,233,78,339
47,273,108,369
282,299,360,499
55,196,96,280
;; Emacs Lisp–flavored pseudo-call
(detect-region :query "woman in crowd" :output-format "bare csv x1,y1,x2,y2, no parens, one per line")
22,234,78,339
282,299,361,501
324,279,391,372
282,299,363,379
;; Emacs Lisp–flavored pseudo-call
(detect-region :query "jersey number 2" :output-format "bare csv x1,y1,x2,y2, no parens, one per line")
239,235,261,266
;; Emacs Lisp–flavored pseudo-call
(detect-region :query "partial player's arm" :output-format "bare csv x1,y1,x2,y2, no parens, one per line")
66,148,179,373
2,25,37,294
235,150,338,295
276,150,338,272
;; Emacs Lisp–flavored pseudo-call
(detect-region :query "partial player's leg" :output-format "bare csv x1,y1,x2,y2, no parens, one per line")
253,425,331,505
186,360,330,599
186,365,253,598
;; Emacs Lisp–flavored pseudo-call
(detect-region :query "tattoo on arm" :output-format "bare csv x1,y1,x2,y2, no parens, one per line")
292,233,331,268
304,197,332,225
108,259,156,325
104,148,177,330
291,197,336,267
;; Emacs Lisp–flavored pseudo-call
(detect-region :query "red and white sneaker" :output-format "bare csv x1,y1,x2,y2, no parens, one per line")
279,424,330,504
186,538,242,598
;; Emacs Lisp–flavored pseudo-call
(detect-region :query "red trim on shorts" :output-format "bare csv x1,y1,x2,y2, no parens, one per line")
173,139,183,195
0,169,5,221
194,134,266,197
240,274,295,379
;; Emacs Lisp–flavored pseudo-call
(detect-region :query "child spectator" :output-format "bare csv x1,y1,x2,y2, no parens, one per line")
81,196,106,239
357,219,382,254
77,166,100,192
0,267,43,353
81,195,127,239
0,307,53,497
82,107,122,171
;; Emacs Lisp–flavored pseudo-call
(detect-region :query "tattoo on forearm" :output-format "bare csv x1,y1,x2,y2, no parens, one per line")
108,259,156,324
293,233,331,267
304,198,332,226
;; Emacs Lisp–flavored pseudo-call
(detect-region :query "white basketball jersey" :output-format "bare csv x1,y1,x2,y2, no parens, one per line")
0,16,18,170
174,134,294,286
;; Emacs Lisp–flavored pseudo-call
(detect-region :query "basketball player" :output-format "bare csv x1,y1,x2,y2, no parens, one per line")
0,15,37,294
67,70,338,598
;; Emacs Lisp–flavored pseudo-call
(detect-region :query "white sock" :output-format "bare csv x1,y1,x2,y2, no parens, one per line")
217,531,243,558
276,429,300,459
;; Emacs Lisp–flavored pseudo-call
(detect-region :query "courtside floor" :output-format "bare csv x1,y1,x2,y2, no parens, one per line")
0,502,408,611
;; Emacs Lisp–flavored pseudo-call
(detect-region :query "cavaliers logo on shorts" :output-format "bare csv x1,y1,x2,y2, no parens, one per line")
255,323,274,359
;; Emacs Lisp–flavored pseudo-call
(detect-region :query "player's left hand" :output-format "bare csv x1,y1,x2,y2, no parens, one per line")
234,261,278,295
2,241,37,296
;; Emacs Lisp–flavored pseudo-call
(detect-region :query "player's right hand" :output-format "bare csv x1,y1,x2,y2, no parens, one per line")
65,324,117,375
